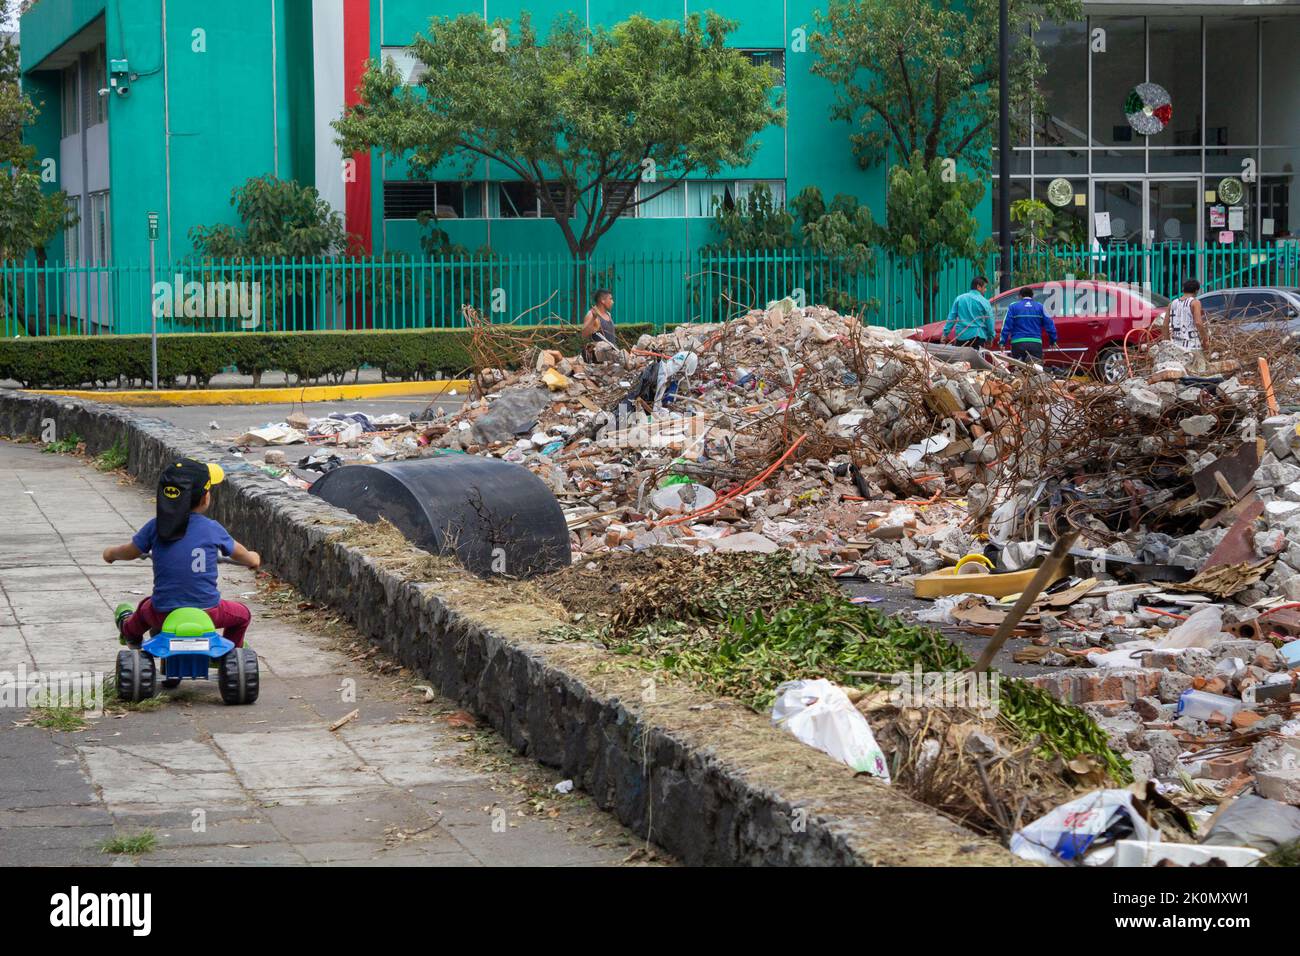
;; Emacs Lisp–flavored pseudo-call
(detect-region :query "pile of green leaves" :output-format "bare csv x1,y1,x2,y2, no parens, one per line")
998,680,1131,783
558,552,1129,782
643,599,969,710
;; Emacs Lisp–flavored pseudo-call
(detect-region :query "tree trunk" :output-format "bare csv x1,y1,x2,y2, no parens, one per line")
572,247,593,326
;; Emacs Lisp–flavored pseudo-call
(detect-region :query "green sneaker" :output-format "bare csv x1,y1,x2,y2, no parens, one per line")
114,603,134,645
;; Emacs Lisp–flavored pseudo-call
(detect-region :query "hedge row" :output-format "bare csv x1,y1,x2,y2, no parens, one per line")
0,325,655,389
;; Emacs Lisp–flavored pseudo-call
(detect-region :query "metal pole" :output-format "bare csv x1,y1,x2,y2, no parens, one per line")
998,0,1011,292
150,237,158,390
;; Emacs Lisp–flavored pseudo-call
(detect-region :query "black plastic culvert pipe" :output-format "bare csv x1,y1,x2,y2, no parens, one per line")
310,456,571,579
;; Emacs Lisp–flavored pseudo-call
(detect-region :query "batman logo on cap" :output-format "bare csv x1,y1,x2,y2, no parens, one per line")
163,485,182,499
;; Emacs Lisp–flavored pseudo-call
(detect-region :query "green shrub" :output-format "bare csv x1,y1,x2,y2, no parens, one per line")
0,325,653,389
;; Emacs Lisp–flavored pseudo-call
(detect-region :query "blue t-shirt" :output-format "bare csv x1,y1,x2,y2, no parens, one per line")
132,515,235,612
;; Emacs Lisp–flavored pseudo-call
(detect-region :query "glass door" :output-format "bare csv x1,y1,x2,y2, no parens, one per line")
1091,180,1146,286
1091,179,1201,293
1149,179,1200,299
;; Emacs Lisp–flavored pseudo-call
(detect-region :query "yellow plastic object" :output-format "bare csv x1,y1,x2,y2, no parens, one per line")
913,563,1066,600
542,367,570,391
953,553,994,573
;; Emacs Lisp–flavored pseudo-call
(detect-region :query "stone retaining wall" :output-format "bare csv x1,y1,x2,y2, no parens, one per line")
0,390,1013,866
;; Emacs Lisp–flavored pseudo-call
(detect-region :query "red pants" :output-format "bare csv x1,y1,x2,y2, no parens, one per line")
122,597,251,648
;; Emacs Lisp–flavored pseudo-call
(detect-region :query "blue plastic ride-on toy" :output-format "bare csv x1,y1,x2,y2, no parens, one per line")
115,606,259,705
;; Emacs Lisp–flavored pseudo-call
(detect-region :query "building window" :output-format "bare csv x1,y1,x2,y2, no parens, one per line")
64,196,81,263
741,49,785,86
383,181,490,220
639,181,687,218
736,180,786,210
1091,16,1144,149
89,192,110,263
496,181,542,218
380,46,427,85
84,46,107,127
1034,22,1087,148
383,180,437,219
688,180,786,217
1206,17,1258,148
61,66,79,138
601,181,638,218
1017,14,1300,243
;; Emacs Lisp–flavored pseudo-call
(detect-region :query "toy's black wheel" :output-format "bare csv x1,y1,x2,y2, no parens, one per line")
218,648,259,705
115,648,156,703
162,676,182,690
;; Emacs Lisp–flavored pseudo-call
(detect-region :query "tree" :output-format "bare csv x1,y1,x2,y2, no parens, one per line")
877,152,987,324
188,175,351,331
335,12,783,316
1009,197,1091,284
810,0,1079,174
704,184,877,314
810,0,1079,318
189,174,349,258
0,0,75,331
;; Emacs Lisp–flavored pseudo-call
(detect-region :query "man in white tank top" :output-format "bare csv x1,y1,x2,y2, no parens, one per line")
1162,278,1209,372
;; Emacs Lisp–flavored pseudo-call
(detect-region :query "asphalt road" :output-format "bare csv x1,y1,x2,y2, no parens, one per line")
153,395,465,449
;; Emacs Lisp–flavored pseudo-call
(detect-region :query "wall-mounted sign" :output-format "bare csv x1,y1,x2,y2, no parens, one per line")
1218,177,1245,205
1209,205,1227,229
1046,178,1073,207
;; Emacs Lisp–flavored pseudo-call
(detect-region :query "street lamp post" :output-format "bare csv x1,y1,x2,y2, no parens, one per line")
998,0,1011,292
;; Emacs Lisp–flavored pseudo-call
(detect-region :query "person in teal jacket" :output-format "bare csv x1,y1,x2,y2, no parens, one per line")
943,276,995,348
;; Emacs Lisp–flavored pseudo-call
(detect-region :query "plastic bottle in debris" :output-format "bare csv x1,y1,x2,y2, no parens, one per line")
1176,688,1246,722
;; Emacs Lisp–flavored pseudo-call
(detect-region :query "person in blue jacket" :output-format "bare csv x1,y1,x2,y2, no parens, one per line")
1000,287,1058,363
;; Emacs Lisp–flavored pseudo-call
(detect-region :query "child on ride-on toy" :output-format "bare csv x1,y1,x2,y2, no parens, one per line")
102,457,261,648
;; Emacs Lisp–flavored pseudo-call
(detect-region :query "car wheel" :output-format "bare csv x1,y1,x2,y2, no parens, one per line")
1095,346,1127,384
115,648,156,703
218,648,259,705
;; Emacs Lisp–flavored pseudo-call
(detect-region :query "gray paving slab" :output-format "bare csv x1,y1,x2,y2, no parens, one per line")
0,439,652,867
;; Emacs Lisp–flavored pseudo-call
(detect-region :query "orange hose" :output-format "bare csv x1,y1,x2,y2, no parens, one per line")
1141,606,1188,622
1122,326,1150,378
656,433,808,527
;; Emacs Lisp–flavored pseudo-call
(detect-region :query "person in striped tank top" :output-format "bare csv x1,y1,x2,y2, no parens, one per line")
1162,278,1209,373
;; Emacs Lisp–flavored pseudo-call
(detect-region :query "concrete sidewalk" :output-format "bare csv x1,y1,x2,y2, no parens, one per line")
0,441,650,866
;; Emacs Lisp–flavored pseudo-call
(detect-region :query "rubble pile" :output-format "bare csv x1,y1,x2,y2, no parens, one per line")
422,300,1300,853
216,296,1300,852
414,302,1295,590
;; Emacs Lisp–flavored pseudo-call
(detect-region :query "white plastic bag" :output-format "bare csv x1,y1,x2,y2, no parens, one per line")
915,594,979,624
1155,605,1224,649
1011,789,1159,866
771,679,890,782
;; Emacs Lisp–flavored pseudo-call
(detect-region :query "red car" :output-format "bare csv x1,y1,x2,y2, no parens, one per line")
910,280,1169,383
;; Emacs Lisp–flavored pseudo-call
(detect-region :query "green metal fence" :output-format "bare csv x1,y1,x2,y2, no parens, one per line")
1007,241,1300,298
6,243,1295,339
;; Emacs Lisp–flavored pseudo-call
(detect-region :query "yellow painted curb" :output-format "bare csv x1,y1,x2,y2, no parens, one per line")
32,379,471,407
